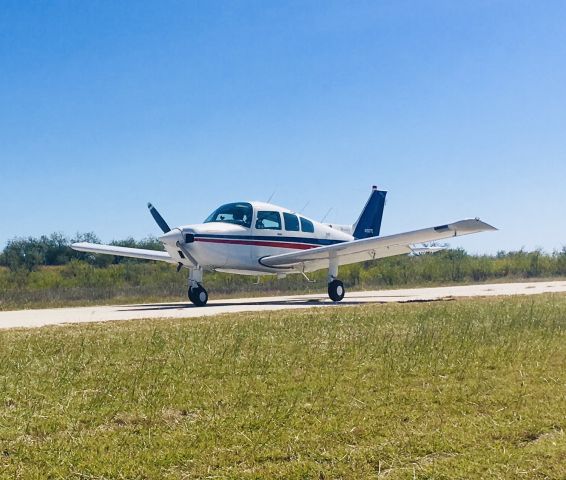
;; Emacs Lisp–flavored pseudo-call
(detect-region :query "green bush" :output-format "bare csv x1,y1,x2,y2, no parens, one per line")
1,232,565,309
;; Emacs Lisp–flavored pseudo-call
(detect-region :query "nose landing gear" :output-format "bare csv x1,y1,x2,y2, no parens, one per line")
188,285,208,306
187,267,208,306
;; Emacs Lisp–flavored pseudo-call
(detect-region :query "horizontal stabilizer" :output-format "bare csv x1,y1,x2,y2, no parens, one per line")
410,246,446,255
71,242,175,263
324,223,354,235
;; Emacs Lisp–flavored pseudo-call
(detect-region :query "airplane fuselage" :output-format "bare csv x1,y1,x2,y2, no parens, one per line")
159,201,353,275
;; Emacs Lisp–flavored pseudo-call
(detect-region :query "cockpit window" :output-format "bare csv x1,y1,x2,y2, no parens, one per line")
204,202,253,228
255,211,282,230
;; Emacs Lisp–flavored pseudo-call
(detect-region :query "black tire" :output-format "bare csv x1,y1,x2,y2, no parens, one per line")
328,279,345,302
189,285,208,307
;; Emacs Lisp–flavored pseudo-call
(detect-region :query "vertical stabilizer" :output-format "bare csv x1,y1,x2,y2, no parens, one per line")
352,186,387,239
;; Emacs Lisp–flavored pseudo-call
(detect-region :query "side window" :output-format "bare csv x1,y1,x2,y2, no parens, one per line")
256,211,282,230
283,212,299,231
300,217,314,233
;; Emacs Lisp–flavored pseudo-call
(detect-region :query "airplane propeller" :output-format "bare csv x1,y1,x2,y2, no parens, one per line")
147,202,171,233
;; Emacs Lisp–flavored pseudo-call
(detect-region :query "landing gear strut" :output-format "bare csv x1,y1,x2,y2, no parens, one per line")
187,268,208,306
327,257,345,302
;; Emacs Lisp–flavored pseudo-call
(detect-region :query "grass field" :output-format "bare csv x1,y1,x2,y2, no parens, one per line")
1,295,565,479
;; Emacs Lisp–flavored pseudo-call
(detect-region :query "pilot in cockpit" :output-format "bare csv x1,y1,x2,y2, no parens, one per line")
233,208,248,227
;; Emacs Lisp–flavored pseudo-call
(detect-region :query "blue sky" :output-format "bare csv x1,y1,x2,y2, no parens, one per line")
1,1,565,253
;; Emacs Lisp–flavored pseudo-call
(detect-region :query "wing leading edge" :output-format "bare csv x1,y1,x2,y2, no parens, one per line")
71,242,175,263
260,218,497,270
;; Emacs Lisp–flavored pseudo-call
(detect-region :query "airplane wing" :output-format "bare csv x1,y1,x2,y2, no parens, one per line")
71,242,176,263
260,218,496,270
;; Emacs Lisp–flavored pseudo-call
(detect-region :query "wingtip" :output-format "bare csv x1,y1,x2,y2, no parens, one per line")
451,218,498,233
475,218,498,231
147,202,153,209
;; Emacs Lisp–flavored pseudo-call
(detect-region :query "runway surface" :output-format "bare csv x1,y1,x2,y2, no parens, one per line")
1,280,566,330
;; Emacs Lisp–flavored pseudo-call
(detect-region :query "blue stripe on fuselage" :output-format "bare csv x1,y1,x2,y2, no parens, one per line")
193,233,346,247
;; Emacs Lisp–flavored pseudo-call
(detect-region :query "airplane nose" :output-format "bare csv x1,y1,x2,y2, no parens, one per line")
159,229,183,246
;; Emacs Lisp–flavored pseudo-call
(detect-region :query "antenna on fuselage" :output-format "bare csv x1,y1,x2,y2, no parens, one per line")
298,201,310,214
266,191,276,203
320,207,333,223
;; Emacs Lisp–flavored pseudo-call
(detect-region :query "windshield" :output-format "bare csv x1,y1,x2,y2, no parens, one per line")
204,202,253,228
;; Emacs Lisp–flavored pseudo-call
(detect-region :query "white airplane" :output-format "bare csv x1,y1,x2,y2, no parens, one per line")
72,187,496,306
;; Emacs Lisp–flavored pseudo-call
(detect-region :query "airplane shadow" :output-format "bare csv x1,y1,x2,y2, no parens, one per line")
117,298,374,312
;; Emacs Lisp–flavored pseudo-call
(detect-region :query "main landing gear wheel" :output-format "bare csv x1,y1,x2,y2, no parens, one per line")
188,285,208,306
328,279,345,302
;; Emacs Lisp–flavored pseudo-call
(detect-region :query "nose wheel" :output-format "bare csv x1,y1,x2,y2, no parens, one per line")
187,267,208,306
188,285,208,306
327,279,345,302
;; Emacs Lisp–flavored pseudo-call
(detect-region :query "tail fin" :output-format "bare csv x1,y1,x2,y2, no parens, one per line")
352,186,387,239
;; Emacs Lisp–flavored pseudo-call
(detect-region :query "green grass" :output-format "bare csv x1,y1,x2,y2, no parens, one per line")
1,295,566,478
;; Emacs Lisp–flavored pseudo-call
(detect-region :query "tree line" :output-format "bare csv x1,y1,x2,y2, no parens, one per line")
1,233,565,310
1,233,565,280
0,233,163,271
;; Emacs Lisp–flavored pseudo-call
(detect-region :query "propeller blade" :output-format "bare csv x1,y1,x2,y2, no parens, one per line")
147,202,171,233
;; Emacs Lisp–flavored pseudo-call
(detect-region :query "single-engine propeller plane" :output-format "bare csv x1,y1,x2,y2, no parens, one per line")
72,187,496,306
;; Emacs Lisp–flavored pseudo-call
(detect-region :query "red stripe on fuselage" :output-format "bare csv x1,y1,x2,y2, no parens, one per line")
195,238,318,250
